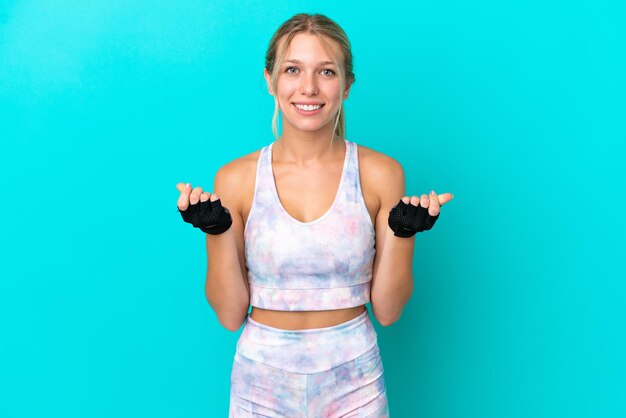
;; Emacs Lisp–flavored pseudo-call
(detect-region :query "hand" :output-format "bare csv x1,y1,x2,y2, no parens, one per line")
176,182,232,235
388,191,454,237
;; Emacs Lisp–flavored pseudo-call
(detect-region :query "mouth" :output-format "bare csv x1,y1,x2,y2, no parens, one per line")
292,102,325,114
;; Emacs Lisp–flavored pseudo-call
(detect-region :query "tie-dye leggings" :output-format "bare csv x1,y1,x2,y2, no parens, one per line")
229,308,389,417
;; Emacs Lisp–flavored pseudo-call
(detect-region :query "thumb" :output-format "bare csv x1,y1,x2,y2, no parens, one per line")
437,192,455,206
176,182,192,211
176,182,191,193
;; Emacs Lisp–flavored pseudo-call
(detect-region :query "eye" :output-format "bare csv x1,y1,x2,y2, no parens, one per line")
321,68,336,76
285,66,298,74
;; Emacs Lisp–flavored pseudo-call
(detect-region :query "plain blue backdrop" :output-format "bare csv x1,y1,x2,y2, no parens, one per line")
1,1,624,417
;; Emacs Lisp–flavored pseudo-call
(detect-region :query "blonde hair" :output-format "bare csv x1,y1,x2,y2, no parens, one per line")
264,13,355,145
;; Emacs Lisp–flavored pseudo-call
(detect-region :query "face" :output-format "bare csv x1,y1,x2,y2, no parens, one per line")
264,33,351,136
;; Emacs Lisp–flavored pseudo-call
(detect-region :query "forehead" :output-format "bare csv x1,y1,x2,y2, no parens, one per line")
280,32,342,64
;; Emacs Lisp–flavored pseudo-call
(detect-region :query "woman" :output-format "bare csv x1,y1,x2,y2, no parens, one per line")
177,13,453,417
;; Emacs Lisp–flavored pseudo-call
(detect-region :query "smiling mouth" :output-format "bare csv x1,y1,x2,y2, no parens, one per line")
293,103,325,111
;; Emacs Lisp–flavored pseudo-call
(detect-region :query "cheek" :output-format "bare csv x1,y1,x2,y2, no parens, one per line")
275,83,297,106
275,77,296,94
323,82,343,101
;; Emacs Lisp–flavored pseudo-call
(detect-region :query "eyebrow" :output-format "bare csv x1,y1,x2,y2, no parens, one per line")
283,59,336,66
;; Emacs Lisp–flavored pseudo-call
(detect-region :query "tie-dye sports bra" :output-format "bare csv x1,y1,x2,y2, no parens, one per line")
243,139,376,311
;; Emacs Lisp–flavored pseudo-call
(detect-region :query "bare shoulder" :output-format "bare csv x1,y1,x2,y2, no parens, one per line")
357,143,405,195
354,142,405,222
214,149,260,187
213,148,261,215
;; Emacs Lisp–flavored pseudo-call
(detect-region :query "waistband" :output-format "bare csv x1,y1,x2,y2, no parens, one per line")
249,281,371,311
235,308,378,374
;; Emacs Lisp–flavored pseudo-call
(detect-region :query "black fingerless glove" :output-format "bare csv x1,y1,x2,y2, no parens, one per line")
178,199,232,235
388,200,439,238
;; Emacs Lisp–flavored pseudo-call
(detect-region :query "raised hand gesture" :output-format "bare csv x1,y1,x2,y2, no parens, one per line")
176,182,232,235
388,190,454,237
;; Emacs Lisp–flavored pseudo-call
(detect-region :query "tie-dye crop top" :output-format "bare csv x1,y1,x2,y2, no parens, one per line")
243,139,376,311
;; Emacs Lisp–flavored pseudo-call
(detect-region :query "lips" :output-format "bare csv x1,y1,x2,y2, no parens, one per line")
292,103,325,115
293,102,325,110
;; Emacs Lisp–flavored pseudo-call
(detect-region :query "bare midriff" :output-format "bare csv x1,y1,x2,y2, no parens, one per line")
249,305,366,330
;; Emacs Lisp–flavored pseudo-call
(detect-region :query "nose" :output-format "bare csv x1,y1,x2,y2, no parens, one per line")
299,71,319,96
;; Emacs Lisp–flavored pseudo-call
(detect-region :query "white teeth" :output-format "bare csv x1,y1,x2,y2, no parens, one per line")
294,103,322,111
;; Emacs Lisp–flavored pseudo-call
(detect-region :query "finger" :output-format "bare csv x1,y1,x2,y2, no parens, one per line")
436,192,455,206
401,196,410,204
419,194,429,208
210,193,220,202
391,199,408,215
189,187,204,205
177,183,192,211
405,200,418,218
428,190,440,216
410,195,420,206
211,198,223,210
200,192,211,203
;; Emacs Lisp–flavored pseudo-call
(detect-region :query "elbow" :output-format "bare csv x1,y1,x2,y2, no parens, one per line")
376,313,401,327
371,293,410,327
371,304,402,326
214,308,248,332
219,317,246,332
205,293,249,332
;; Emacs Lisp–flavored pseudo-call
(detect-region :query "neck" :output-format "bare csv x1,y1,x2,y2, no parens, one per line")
275,124,343,165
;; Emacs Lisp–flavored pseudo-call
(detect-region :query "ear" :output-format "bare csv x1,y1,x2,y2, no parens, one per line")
342,81,352,100
263,68,274,96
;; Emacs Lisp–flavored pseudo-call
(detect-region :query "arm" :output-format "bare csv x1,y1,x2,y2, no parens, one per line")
369,158,415,326
205,162,250,331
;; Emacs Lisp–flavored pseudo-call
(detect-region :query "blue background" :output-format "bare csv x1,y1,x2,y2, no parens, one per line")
1,1,624,417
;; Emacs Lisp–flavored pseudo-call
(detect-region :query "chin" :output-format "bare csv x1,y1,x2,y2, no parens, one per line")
290,124,334,134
